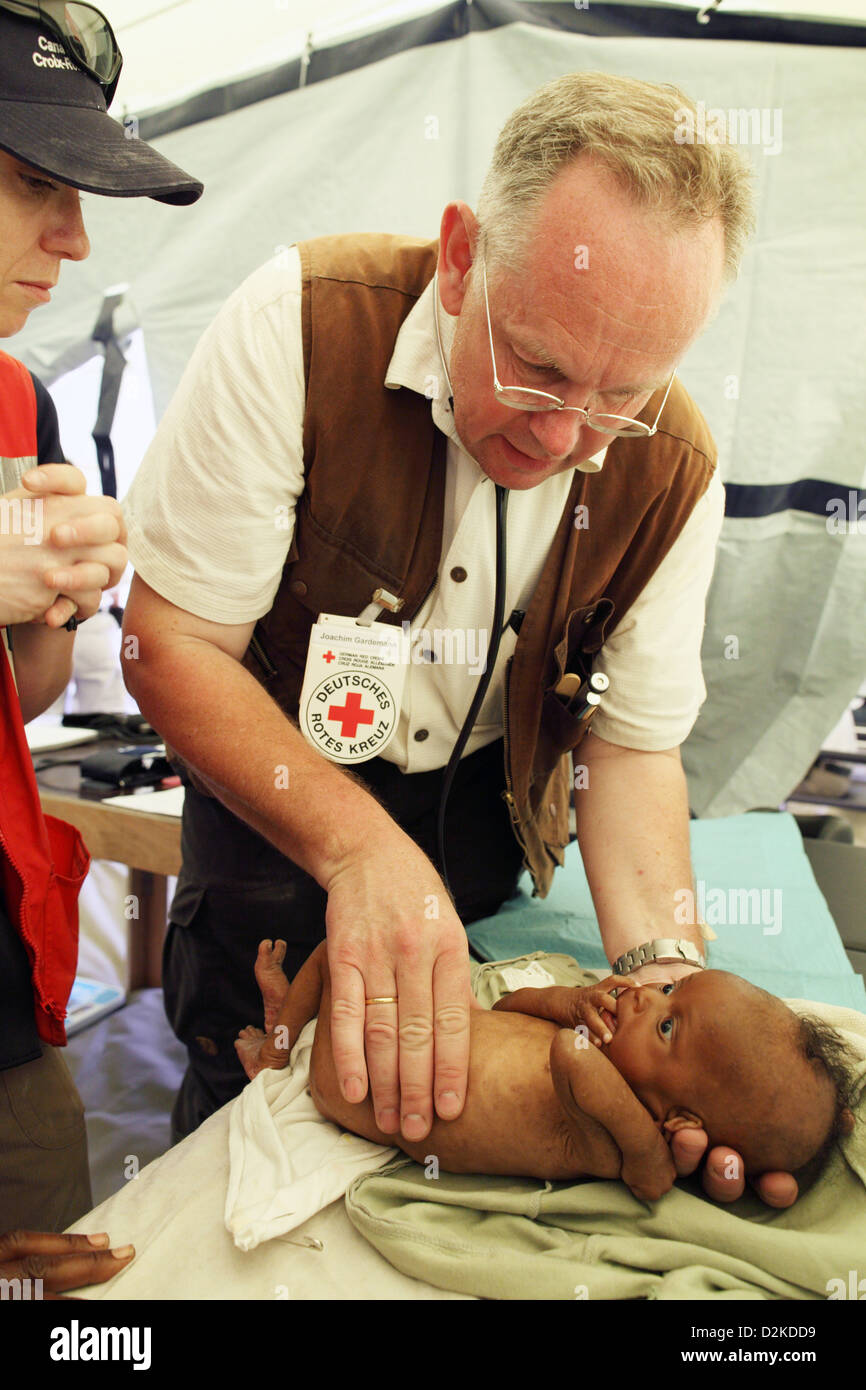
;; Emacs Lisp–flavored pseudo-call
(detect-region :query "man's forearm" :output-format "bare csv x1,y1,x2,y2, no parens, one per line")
7,623,74,723
573,734,704,966
124,639,404,887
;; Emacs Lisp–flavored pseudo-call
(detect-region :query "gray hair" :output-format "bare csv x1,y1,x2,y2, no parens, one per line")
476,71,756,283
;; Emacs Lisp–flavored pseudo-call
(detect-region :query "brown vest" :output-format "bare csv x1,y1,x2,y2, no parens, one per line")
237,234,716,897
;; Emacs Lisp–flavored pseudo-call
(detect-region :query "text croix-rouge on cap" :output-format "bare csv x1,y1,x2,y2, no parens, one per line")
0,5,203,204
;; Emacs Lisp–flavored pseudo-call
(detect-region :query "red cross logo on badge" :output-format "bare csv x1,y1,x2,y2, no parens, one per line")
322,650,335,664
303,673,397,764
328,691,374,738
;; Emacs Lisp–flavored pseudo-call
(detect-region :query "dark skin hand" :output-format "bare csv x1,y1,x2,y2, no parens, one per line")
493,979,799,1208
0,1230,135,1299
493,976,643,1047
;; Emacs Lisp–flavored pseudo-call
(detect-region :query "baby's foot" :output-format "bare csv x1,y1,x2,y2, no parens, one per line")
235,1023,291,1080
235,1025,270,1081
255,938,289,1033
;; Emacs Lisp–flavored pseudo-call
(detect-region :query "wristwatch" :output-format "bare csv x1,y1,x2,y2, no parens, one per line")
612,938,706,976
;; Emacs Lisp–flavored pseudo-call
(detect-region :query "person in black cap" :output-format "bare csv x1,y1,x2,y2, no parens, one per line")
0,0,201,203
0,0,201,1284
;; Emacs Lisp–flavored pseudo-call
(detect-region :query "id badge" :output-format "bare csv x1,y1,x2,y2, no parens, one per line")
299,613,409,764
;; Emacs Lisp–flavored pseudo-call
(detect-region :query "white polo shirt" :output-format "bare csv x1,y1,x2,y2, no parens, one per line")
124,246,724,772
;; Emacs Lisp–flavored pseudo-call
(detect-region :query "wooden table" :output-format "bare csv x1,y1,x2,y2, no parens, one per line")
36,743,182,988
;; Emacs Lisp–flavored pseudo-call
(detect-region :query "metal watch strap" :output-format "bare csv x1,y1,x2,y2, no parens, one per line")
612,938,706,976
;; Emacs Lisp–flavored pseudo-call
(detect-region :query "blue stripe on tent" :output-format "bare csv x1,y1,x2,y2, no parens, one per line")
724,480,866,520
134,0,866,142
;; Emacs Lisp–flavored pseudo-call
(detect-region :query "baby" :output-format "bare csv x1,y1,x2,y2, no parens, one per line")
236,940,857,1200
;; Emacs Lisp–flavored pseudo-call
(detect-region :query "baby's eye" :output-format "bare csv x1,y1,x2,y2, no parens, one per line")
660,982,676,995
659,1017,674,1038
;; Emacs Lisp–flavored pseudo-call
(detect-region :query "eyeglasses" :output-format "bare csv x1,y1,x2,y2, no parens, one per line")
481,260,675,438
1,0,123,107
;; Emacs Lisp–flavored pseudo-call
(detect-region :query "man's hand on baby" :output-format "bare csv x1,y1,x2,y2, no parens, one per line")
666,1128,799,1209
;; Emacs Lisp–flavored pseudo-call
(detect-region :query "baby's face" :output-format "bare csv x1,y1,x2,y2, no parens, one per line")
601,970,750,1127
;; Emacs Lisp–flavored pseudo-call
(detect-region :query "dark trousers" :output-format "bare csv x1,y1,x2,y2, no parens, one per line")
0,1044,92,1232
163,738,524,1140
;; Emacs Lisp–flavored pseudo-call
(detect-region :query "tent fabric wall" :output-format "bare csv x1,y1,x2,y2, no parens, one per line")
12,5,866,817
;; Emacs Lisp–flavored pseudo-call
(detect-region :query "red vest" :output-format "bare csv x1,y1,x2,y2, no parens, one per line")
0,350,90,1046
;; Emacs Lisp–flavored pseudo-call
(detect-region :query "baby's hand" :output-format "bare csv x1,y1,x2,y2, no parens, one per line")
620,1128,677,1203
569,976,642,1048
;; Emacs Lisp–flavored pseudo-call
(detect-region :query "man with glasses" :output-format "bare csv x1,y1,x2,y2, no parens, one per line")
124,72,799,1207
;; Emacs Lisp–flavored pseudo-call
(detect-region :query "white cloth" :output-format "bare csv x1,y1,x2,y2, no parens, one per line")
66,1099,465,1301
124,245,725,762
225,1019,396,1252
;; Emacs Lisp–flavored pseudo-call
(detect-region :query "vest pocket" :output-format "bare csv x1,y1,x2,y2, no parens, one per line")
533,757,573,867
531,600,616,872
44,815,90,901
540,688,597,755
537,596,616,770
551,597,616,689
283,500,401,620
534,699,592,843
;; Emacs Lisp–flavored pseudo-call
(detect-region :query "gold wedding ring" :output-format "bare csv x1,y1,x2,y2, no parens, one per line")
365,996,398,1005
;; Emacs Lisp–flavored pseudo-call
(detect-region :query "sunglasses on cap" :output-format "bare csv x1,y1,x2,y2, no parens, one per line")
0,0,122,107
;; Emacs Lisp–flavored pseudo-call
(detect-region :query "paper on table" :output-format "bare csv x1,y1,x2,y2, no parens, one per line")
26,724,100,753
101,785,185,817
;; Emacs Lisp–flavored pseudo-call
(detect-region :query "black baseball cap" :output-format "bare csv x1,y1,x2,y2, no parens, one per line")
0,9,203,205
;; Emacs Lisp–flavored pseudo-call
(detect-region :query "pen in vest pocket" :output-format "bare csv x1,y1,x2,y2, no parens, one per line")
554,669,609,722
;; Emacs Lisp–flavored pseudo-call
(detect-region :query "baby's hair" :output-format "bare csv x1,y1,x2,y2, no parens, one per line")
790,1012,860,1177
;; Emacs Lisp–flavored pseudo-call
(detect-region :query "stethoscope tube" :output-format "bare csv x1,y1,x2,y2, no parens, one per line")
435,483,509,917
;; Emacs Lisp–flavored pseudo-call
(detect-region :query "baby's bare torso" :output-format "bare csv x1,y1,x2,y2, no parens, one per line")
309,975,594,1180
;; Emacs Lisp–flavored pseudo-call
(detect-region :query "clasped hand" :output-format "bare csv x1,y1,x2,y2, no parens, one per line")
1,464,127,628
